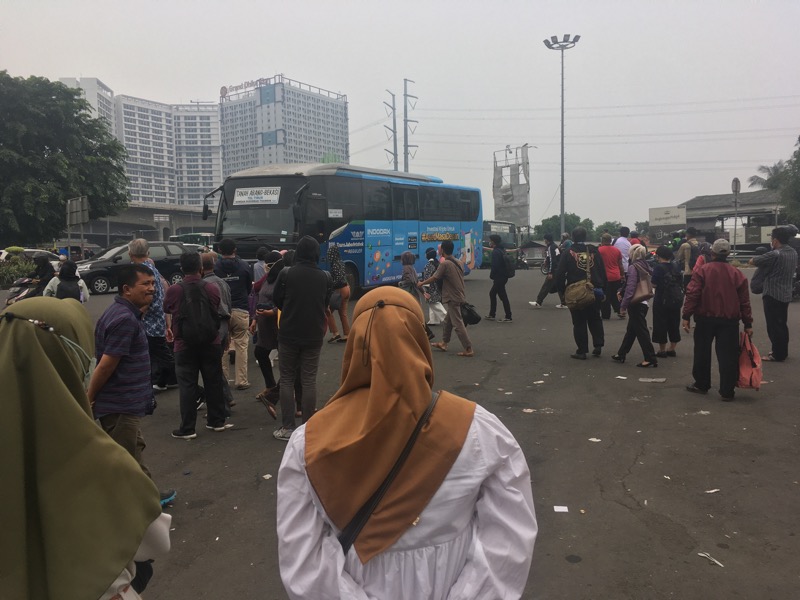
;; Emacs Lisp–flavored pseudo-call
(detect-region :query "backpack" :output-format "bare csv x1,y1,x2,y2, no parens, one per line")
503,251,516,278
564,251,596,310
660,263,684,308
688,243,701,270
177,280,220,345
55,279,81,301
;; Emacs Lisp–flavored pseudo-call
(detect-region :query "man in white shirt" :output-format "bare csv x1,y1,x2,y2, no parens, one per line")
614,226,632,271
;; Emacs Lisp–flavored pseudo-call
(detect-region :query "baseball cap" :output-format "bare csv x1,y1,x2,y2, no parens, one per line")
711,239,730,255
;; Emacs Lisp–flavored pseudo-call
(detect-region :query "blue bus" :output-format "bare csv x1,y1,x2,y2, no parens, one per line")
202,163,483,290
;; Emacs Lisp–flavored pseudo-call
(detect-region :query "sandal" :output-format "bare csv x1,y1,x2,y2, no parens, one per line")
611,354,626,363
636,361,657,368
431,342,447,352
337,337,348,343
257,396,277,419
457,350,474,357
327,334,341,343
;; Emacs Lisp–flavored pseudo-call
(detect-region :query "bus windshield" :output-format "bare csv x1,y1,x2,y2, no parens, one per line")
219,176,307,236
484,221,517,249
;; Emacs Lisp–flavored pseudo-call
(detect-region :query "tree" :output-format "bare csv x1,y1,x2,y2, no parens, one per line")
634,220,649,236
0,72,128,246
748,160,787,190
593,220,621,240
533,213,583,239
781,137,800,224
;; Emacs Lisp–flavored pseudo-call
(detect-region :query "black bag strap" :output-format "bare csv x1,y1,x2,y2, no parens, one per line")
338,391,440,555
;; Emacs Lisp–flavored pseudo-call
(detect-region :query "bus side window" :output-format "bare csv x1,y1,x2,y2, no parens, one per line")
364,181,391,220
392,187,418,220
420,187,441,220
303,196,328,242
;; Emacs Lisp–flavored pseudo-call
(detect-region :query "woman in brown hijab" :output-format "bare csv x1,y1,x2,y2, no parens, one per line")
276,286,537,599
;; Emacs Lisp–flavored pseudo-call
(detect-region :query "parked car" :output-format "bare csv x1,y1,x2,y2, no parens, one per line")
76,241,190,294
0,248,61,270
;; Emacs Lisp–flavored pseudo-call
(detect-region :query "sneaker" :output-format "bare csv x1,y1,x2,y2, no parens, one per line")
498,318,512,323
484,315,496,321
235,383,251,390
555,304,568,309
171,430,197,440
528,301,541,308
273,427,294,441
160,489,177,506
205,423,235,432
196,399,206,411
152,384,167,392
166,383,180,389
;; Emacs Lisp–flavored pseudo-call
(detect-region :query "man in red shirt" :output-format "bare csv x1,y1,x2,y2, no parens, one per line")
682,239,753,401
597,233,624,319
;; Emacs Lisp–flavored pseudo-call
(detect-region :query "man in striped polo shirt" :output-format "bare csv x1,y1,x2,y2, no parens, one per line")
88,264,158,477
750,227,798,362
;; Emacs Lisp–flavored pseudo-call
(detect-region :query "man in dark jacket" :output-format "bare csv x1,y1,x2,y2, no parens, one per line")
486,234,512,322
214,238,253,390
529,233,566,308
271,236,332,441
683,238,753,400
555,226,607,360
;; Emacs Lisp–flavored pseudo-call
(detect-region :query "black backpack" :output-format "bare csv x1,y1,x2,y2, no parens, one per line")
55,279,81,301
177,280,220,345
660,263,685,308
688,243,701,270
503,251,516,278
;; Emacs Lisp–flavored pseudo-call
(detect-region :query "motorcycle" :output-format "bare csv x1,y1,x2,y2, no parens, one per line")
516,249,530,270
5,277,37,306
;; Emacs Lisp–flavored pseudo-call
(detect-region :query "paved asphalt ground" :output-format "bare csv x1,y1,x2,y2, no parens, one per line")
72,267,799,599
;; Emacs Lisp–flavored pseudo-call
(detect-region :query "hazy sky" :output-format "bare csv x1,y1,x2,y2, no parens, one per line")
2,0,799,227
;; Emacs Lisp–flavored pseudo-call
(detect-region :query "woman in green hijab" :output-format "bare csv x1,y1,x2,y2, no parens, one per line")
0,297,171,600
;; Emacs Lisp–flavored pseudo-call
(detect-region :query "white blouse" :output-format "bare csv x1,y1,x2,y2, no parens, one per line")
276,405,537,600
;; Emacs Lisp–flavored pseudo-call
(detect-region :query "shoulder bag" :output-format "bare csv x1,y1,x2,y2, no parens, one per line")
564,250,596,310
631,264,654,304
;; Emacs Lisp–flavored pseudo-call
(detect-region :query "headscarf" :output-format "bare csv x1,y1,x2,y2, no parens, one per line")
304,287,476,564
629,243,648,262
295,235,320,263
58,260,79,281
0,297,161,600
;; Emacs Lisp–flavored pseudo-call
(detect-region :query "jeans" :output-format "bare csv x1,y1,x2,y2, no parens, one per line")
278,342,322,429
98,413,150,478
148,336,177,387
175,344,226,433
222,309,250,387
254,345,277,389
691,317,739,397
488,277,512,319
569,299,605,354
617,303,656,361
763,295,789,361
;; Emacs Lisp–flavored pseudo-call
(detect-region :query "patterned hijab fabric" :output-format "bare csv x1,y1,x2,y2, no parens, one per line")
304,286,475,564
0,297,161,600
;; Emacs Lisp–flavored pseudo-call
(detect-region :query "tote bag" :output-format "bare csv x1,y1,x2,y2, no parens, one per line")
737,332,762,390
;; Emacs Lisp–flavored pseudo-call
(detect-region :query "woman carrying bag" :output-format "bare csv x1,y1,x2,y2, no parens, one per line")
612,244,658,367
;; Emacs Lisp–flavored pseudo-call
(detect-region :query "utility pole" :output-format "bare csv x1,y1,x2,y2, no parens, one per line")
403,78,418,172
384,91,398,171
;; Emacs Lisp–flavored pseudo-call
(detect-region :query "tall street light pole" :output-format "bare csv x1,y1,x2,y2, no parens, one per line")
731,177,741,257
543,34,580,237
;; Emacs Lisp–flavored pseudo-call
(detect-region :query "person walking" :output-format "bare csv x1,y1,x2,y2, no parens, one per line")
250,251,284,417
749,227,798,362
597,233,624,319
611,244,658,368
417,240,474,357
486,234,512,322
398,251,435,339
421,247,447,325
276,286,537,600
201,252,236,413
43,259,90,303
128,239,177,392
651,245,683,358
683,239,753,401
165,252,230,439
555,226,607,360
529,233,566,309
214,238,253,390
677,226,701,288
614,226,632,271
325,243,351,344
272,236,332,441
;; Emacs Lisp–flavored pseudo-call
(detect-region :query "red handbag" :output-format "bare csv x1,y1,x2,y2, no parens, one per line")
736,332,762,390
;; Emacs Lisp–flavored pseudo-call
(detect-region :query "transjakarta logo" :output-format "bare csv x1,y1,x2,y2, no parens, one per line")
367,228,391,236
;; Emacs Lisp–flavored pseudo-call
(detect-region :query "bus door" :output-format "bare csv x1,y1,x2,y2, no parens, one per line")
301,192,328,247
392,185,421,280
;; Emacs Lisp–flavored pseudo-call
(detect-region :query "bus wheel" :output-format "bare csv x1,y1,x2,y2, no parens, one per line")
345,264,360,297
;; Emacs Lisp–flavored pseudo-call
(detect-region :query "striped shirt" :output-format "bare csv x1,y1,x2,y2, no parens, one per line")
752,245,798,303
93,296,152,417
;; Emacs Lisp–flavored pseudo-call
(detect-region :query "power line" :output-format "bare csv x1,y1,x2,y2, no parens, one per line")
350,116,390,134
412,133,795,147
415,162,783,174
412,127,800,140
417,94,800,113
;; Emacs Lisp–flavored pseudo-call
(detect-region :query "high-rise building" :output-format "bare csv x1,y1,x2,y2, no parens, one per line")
219,74,349,176
59,77,116,132
173,104,223,206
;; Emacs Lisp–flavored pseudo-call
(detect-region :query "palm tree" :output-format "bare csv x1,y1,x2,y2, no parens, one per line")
748,160,787,189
